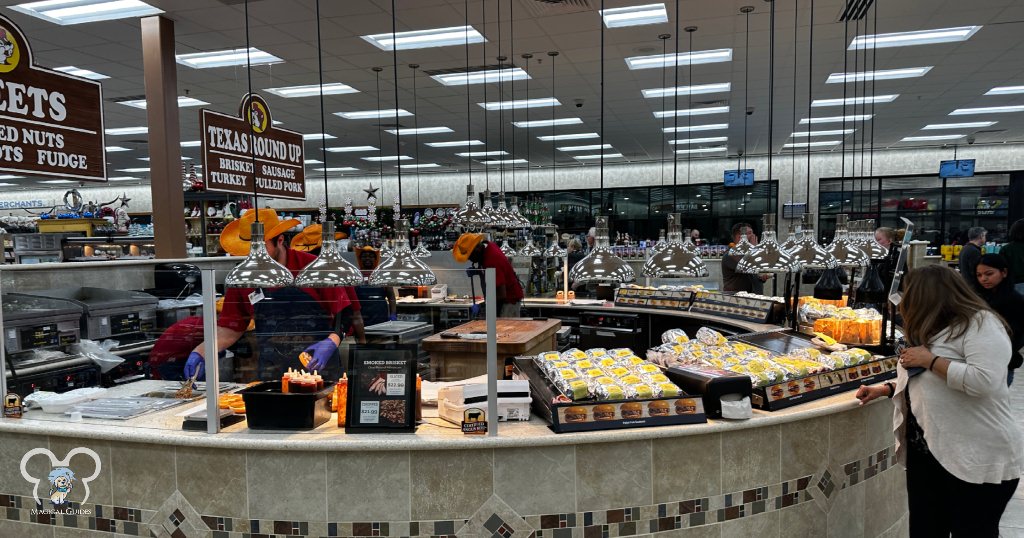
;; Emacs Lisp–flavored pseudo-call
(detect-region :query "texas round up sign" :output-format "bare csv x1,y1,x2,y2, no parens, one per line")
0,14,106,182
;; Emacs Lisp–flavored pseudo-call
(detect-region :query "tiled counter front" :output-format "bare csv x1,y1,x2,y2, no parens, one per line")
0,401,906,538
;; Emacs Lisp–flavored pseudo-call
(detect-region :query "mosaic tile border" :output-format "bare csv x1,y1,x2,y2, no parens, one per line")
0,445,899,538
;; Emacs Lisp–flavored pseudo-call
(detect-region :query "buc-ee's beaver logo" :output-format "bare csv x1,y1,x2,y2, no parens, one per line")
249,100,268,134
0,26,21,73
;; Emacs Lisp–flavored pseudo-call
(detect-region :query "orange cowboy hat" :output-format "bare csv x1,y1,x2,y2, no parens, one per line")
452,233,485,263
289,224,349,252
220,208,301,256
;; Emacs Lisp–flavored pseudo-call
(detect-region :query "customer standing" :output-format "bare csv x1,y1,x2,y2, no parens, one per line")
721,222,767,293
874,227,896,250
974,253,1024,385
999,218,1024,295
958,226,986,284
856,265,1023,537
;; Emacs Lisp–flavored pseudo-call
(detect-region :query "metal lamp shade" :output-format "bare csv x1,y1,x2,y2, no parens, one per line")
453,184,491,230
544,241,567,259
225,222,295,288
827,214,869,267
728,234,756,257
651,229,668,254
508,197,531,228
413,241,432,258
480,190,507,229
642,213,708,278
500,239,518,258
294,221,365,287
780,223,799,254
790,213,839,270
737,214,798,274
570,215,636,284
857,219,889,260
518,238,543,257
368,219,437,286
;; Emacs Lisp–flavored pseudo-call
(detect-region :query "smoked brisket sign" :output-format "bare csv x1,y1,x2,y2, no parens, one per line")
200,94,306,200
0,14,106,181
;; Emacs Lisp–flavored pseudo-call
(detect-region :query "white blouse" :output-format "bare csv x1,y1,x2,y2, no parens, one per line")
893,310,1024,484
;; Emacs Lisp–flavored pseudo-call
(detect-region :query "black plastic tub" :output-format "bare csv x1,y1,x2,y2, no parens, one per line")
239,381,335,430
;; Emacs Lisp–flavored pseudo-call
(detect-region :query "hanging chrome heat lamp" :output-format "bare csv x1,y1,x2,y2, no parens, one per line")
570,215,636,284
225,1,292,288
295,0,364,287
453,183,491,230
651,229,668,254
780,222,800,253
827,214,869,267
369,218,437,286
790,213,838,269
642,213,708,278
738,213,798,274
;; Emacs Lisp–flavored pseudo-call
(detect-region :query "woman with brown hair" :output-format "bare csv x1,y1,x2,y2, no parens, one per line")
856,265,1023,537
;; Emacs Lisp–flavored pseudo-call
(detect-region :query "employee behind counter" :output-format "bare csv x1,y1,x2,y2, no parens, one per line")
183,209,364,382
453,233,524,318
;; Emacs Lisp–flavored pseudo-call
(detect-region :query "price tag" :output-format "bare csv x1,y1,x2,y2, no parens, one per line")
386,374,406,396
360,401,379,424
248,289,265,305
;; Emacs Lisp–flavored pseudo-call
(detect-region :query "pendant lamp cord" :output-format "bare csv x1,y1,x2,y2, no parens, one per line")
375,67,384,186
391,0,402,212
243,0,258,218
686,28,694,211
805,0,814,206
599,0,606,214
411,64,420,205
524,52,532,192
767,0,775,219
869,1,878,212
671,0,679,211
790,0,797,211
550,51,558,194
660,34,669,189
840,14,849,215
481,0,489,192
315,0,329,213
497,0,504,194
464,0,473,188
509,0,515,193
741,7,751,176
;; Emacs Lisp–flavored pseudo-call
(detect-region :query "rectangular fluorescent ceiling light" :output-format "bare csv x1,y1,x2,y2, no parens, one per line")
480,159,528,165
479,97,559,110
139,157,191,161
674,146,727,154
105,146,131,152
849,26,981,50
385,126,453,135
361,155,412,162
538,132,600,141
362,26,485,51
10,0,162,25
826,67,932,83
457,150,508,157
574,153,624,160
426,140,484,147
400,163,441,169
950,105,1024,115
108,176,139,181
335,109,412,120
782,141,841,148
922,121,997,129
600,3,668,28
117,167,150,172
642,83,731,98
669,136,728,145
176,47,282,69
986,86,1024,95
558,144,612,152
54,65,108,80
105,126,148,135
265,83,358,98
625,49,733,70
326,145,378,153
117,96,208,109
315,167,360,172
513,117,583,128
431,68,530,86
662,123,728,133
790,129,854,137
0,183,16,187
39,179,76,184
0,175,23,179
812,95,898,107
800,114,873,124
303,133,336,140
654,106,729,118
180,140,201,147
304,159,322,164
901,134,965,142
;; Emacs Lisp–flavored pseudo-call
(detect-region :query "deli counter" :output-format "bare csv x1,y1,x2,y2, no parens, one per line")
0,260,906,538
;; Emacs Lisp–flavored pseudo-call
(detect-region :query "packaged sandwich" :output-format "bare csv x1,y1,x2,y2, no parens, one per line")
661,329,690,344
696,327,728,347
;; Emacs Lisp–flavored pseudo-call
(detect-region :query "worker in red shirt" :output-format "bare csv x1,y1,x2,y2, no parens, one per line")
184,210,363,382
453,233,524,317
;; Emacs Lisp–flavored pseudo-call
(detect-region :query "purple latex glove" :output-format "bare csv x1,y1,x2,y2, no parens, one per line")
184,351,205,381
303,337,338,372
389,313,399,321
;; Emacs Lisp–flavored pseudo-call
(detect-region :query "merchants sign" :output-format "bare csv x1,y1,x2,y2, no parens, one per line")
0,14,106,181
200,94,306,201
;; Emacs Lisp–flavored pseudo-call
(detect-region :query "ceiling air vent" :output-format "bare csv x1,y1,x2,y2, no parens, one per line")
974,129,1006,135
694,99,729,107
838,0,874,21
520,0,593,19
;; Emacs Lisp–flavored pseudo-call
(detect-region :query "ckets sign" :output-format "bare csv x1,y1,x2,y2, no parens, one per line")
0,14,106,182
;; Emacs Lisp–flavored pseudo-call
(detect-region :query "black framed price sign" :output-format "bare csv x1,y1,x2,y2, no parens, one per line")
345,352,417,434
